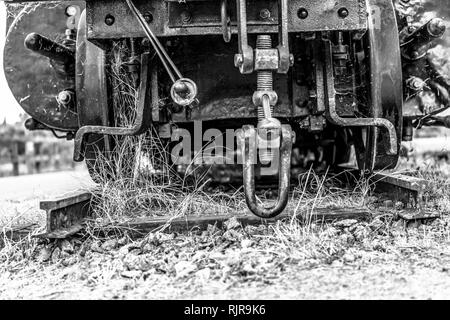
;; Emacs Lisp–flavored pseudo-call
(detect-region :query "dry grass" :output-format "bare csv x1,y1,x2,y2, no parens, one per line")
1,152,450,299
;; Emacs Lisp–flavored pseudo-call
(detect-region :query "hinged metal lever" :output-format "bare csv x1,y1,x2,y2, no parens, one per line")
126,0,198,106
239,124,294,219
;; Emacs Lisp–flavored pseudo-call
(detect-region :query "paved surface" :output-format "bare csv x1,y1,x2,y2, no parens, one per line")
409,137,450,155
0,169,94,202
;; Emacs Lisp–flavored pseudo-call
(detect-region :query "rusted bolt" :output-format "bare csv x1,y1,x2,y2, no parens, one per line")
338,8,349,18
260,8,271,20
57,90,72,105
143,12,153,23
297,8,308,19
180,10,191,23
104,14,115,26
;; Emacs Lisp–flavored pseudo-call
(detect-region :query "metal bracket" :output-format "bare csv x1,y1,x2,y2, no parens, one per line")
234,0,291,74
239,124,294,218
73,53,153,161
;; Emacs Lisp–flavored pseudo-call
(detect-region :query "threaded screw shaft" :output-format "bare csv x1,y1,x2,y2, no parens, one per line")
256,34,275,164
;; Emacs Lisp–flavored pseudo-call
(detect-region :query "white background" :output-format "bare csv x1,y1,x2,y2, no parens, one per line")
0,2,24,124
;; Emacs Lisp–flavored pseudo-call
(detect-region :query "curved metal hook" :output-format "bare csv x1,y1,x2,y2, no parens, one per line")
73,53,152,161
240,124,293,219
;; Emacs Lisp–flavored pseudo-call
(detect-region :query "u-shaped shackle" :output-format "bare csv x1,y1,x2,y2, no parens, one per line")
239,124,294,218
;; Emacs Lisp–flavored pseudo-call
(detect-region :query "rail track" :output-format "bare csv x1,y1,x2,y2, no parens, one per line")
25,169,440,240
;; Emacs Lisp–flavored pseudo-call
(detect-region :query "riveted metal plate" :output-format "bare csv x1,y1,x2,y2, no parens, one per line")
86,0,367,39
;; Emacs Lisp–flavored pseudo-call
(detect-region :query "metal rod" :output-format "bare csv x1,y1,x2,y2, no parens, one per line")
125,0,182,82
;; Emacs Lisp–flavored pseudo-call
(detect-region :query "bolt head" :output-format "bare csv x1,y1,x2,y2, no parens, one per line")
338,8,349,18
104,14,115,26
260,9,271,20
143,12,153,23
297,8,308,19
57,91,71,104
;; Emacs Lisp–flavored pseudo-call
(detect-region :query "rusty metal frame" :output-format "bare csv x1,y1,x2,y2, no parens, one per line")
239,124,293,218
85,0,367,40
73,53,153,161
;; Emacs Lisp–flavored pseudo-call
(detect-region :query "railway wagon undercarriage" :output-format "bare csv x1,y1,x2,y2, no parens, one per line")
3,0,450,218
